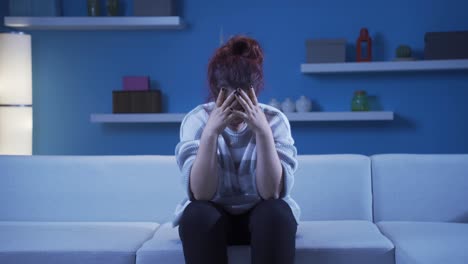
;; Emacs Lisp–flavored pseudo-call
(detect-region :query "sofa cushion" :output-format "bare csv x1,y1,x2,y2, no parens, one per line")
371,154,468,222
295,221,394,264
0,155,184,223
293,155,373,221
136,221,394,264
0,221,159,264
136,223,249,264
377,221,468,264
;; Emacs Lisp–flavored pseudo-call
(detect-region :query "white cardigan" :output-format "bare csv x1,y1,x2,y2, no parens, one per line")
173,102,300,227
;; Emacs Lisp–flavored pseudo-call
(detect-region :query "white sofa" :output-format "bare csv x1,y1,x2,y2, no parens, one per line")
0,154,467,264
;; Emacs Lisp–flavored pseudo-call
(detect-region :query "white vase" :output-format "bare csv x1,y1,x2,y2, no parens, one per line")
268,98,281,110
281,98,296,112
296,95,312,112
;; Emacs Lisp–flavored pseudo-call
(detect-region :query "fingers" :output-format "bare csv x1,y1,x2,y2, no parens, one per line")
229,109,248,119
224,97,239,115
236,88,255,110
216,88,226,107
220,91,237,111
225,111,246,126
234,90,252,112
248,86,258,106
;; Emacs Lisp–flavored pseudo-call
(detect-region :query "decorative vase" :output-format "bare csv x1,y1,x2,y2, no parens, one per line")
268,98,281,110
296,95,312,112
281,98,296,113
87,0,100,16
394,45,415,61
396,45,412,58
351,90,369,111
356,28,372,62
106,0,119,16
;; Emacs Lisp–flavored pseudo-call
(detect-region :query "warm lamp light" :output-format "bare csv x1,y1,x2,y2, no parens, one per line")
0,32,32,155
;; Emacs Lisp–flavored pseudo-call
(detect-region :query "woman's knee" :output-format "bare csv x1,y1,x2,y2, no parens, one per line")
250,199,297,230
179,201,226,234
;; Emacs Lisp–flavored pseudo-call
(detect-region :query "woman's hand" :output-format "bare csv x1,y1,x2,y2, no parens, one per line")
204,88,239,135
231,87,270,135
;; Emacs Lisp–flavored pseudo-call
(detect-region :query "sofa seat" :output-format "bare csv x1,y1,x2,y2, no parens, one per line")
377,221,468,264
136,220,394,264
0,221,159,264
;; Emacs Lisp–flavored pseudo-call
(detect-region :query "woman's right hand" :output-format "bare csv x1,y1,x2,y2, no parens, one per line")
204,88,237,135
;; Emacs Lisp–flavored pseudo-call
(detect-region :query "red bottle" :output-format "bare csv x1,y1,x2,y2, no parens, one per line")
356,28,372,62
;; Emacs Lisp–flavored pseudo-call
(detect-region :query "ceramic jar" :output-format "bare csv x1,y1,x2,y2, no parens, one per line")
268,98,282,110
296,95,312,112
281,98,296,112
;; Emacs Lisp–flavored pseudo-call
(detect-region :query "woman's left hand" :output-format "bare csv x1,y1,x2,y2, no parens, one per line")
231,87,271,135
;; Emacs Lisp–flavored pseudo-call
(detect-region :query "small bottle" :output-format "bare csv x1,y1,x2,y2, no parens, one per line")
351,90,369,111
356,28,372,62
87,0,100,16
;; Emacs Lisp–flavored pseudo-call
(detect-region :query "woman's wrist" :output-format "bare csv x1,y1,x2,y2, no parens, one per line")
202,127,219,140
255,125,272,138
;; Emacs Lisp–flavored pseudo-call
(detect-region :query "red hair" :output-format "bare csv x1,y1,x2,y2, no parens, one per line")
207,35,264,101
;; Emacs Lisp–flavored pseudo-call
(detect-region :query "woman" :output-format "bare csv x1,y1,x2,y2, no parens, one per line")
174,35,300,264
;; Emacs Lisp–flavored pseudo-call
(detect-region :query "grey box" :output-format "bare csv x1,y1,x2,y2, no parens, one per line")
134,0,174,16
424,31,468,60
9,0,62,16
306,39,347,63
9,0,31,16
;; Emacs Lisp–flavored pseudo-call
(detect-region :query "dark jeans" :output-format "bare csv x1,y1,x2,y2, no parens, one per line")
178,199,298,264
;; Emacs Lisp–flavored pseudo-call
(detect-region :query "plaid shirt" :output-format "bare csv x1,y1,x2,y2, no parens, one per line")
173,102,300,226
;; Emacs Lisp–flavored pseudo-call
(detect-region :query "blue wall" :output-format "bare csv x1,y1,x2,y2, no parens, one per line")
0,0,7,32
2,0,468,155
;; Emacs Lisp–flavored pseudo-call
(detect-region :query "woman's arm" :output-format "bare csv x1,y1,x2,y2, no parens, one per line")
255,128,283,200
189,89,238,201
231,87,284,200
189,129,219,201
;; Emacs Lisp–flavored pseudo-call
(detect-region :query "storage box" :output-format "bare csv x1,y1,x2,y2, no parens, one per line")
424,31,468,60
123,76,150,91
306,39,346,63
134,0,174,16
113,90,162,113
9,0,62,16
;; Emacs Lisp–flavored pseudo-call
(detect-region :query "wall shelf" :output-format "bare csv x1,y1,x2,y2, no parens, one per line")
301,59,468,74
4,16,185,30
90,111,394,123
91,113,186,123
285,111,393,121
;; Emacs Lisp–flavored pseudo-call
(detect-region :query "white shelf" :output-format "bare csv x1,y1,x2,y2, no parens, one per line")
4,16,184,30
91,113,186,123
91,111,394,123
285,111,393,121
301,59,468,74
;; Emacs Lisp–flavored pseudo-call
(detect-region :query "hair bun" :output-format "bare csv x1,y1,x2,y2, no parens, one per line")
226,36,263,64
207,35,264,101
231,40,249,56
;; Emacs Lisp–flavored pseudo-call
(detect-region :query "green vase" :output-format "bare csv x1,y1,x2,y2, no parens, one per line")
396,45,412,58
351,90,369,111
106,0,119,16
